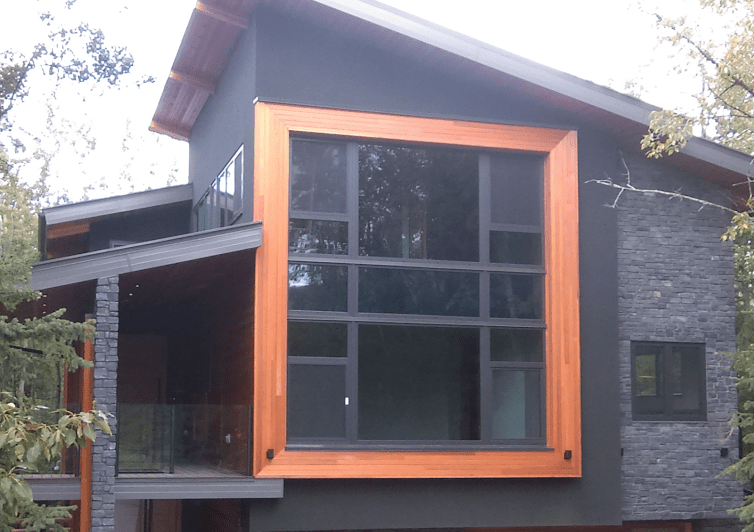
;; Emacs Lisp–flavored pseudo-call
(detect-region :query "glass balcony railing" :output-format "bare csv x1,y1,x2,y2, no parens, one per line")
115,404,251,476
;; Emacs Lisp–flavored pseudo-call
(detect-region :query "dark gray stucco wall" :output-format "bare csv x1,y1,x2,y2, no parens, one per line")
616,150,740,520
87,203,191,252
244,7,622,530
188,19,256,226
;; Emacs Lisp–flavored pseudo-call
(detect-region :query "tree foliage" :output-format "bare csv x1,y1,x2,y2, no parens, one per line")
0,1,140,529
642,0,754,157
641,1,754,529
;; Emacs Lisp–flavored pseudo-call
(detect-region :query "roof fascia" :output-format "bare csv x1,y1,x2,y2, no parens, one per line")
32,221,262,290
313,0,656,124
114,477,283,499
42,184,193,226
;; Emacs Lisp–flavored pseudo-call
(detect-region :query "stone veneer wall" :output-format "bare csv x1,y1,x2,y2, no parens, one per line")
616,151,741,521
92,276,119,532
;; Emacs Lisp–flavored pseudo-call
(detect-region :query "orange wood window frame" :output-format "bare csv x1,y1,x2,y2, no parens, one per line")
253,102,580,479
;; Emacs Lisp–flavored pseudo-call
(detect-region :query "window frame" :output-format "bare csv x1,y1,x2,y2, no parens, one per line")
194,145,244,231
631,341,707,421
252,102,581,479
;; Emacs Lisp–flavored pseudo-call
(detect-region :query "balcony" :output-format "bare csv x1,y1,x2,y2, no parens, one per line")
116,404,251,478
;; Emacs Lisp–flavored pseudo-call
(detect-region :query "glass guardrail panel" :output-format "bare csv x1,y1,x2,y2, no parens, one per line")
116,404,250,476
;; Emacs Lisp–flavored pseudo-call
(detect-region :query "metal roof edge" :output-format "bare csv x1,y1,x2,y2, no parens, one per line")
32,221,262,290
26,477,81,501
311,0,658,124
42,184,194,226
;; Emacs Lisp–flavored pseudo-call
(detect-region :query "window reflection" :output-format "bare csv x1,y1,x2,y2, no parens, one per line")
358,143,479,261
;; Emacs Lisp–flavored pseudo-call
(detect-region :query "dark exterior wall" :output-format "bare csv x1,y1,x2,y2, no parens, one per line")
87,203,191,252
246,7,623,530
616,150,740,520
189,20,256,226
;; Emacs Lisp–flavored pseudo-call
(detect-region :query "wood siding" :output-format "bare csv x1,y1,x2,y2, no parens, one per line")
253,102,581,479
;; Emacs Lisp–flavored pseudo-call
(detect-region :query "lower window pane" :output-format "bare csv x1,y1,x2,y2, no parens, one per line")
288,264,348,311
491,369,541,440
670,345,704,413
288,364,346,439
490,274,543,319
288,322,347,358
359,268,479,316
358,325,480,441
490,231,542,265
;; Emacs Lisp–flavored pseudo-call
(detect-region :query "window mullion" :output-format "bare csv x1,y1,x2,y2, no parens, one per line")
479,154,492,442
346,142,359,442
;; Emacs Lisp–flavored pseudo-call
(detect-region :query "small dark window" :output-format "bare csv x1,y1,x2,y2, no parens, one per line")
631,341,706,421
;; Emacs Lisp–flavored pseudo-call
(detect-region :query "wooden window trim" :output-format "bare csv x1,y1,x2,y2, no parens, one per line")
253,102,580,479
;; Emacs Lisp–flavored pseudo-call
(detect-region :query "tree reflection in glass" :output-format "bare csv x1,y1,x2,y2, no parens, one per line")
358,143,479,261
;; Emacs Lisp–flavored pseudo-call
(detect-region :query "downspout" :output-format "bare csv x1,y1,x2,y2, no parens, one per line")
80,330,94,532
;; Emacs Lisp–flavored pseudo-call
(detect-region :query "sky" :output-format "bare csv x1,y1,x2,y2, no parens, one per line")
1,0,718,203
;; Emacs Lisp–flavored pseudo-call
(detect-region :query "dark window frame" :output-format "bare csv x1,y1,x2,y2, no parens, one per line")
194,145,244,231
287,137,547,449
631,341,707,421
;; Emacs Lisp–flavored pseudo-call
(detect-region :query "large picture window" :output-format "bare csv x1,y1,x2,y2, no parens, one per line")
253,103,580,478
287,138,546,447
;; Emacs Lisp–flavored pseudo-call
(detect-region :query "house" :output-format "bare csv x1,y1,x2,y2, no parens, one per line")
26,0,751,531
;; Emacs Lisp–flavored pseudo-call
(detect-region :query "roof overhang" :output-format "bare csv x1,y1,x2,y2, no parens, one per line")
114,477,283,499
27,477,81,501
41,184,193,227
32,221,262,290
151,0,753,192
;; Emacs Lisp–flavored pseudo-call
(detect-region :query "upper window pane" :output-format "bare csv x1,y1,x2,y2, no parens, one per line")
291,139,348,214
358,143,479,261
289,219,348,255
490,153,543,227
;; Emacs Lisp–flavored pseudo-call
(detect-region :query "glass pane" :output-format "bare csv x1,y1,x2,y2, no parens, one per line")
288,322,347,358
491,369,541,439
211,178,222,228
635,354,657,396
670,345,704,412
289,219,348,255
490,231,542,265
490,274,543,319
234,151,243,218
358,325,480,441
288,264,348,312
490,153,543,227
196,198,207,231
227,163,236,220
358,143,479,261
288,364,346,439
490,328,543,362
359,267,478,317
291,139,347,213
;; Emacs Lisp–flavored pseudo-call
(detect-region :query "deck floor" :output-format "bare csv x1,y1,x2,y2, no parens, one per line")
116,464,248,479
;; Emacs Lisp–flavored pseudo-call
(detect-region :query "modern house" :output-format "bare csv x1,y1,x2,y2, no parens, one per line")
27,1,750,531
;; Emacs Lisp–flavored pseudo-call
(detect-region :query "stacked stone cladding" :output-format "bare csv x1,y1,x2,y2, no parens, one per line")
616,151,741,521
91,276,119,532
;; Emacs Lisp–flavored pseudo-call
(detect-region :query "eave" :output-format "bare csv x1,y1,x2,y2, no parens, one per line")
32,221,262,290
150,0,753,192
